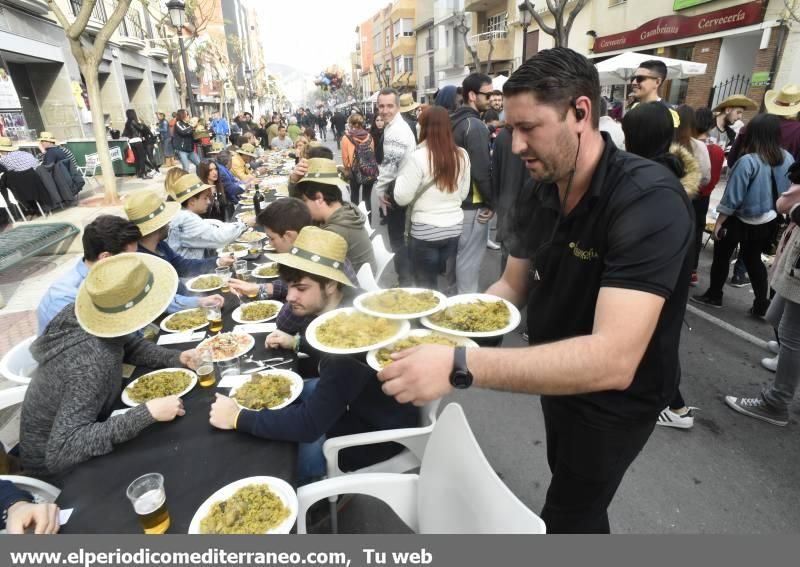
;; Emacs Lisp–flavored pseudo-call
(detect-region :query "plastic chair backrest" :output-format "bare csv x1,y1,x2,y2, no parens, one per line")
0,475,61,503
417,403,546,534
0,385,27,412
356,263,381,292
5,189,19,206
0,336,37,384
371,235,394,284
420,398,440,427
85,153,99,168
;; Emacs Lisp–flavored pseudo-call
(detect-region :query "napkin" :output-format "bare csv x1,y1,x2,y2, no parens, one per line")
234,323,276,334
59,509,73,526
157,331,206,345
217,374,252,389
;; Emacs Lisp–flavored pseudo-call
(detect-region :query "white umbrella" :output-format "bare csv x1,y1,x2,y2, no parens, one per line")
595,52,707,87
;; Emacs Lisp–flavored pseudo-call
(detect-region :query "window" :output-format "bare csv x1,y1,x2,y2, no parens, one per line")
385,29,391,48
486,12,508,33
403,56,414,73
445,29,450,48
394,18,414,38
394,56,402,73
374,32,381,53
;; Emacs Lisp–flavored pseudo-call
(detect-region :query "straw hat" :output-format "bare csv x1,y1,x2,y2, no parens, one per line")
169,173,213,204
237,143,258,158
0,137,18,152
297,158,348,189
38,132,57,144
207,141,225,155
712,94,757,113
75,253,178,338
124,190,180,237
266,226,354,287
398,93,420,114
764,85,800,117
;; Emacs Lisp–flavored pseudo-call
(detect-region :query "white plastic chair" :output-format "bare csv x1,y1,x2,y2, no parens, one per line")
0,336,38,385
78,153,100,186
357,201,375,238
356,263,381,292
0,187,17,226
322,399,441,532
0,475,61,503
297,403,546,534
371,234,394,285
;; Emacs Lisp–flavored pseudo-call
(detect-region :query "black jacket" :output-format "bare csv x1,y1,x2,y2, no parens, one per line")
172,120,194,153
451,106,493,210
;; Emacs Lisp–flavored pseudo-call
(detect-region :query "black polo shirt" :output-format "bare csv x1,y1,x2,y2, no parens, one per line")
507,133,694,426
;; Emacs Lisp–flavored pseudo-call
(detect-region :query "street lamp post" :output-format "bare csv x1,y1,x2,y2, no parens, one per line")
166,0,196,116
245,67,254,115
518,2,533,65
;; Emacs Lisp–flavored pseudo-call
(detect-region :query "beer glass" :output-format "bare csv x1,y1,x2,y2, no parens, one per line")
216,267,231,293
205,304,223,333
195,347,216,388
126,473,170,534
233,260,247,277
217,356,240,379
248,238,263,257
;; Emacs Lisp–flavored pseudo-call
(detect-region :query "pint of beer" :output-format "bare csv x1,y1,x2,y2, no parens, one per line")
126,473,170,534
216,267,231,294
204,304,223,334
195,347,216,388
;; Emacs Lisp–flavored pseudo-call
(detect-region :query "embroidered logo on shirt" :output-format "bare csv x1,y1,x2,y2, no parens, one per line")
569,242,599,261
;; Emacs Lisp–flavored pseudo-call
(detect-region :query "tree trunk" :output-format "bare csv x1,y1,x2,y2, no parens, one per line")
82,63,118,203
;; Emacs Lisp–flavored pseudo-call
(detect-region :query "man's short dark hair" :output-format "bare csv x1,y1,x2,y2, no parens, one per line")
82,215,141,262
236,134,249,146
503,47,601,129
462,73,492,99
278,264,337,289
639,60,667,81
378,87,399,104
298,180,342,205
257,197,312,235
307,146,334,160
216,150,233,167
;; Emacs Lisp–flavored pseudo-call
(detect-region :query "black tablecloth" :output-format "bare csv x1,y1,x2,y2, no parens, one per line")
58,271,298,534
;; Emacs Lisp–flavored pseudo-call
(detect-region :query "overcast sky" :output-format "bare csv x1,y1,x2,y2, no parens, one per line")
257,0,390,75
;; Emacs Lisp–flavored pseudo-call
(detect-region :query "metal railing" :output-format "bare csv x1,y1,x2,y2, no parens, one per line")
708,74,750,108
467,30,508,45
122,11,146,40
69,0,107,22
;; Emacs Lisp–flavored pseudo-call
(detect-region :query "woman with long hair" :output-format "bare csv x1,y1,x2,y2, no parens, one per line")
369,115,385,165
122,109,153,179
693,113,795,316
293,135,309,162
393,106,470,291
623,101,701,430
173,108,200,171
197,158,230,221
341,113,376,214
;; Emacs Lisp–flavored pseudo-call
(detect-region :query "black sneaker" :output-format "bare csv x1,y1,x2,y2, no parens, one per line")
724,395,788,426
729,273,751,288
690,293,723,308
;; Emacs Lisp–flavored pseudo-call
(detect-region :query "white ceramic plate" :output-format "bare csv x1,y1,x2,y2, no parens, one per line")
420,293,522,338
216,243,249,258
160,308,209,333
236,231,267,244
365,329,479,372
228,369,303,411
198,332,255,362
236,211,256,222
186,274,223,293
304,307,411,355
262,243,276,252
252,262,279,280
188,476,297,534
231,300,283,324
121,368,197,407
353,288,447,320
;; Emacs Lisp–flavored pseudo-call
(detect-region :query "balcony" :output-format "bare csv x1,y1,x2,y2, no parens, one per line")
69,0,107,34
466,30,513,64
118,12,147,50
3,0,49,15
391,72,416,89
391,35,415,57
464,0,505,12
147,45,170,60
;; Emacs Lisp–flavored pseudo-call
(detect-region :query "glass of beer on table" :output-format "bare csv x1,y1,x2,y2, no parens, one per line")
233,259,247,277
215,267,231,293
248,237,263,257
194,346,216,388
126,473,170,534
204,304,223,333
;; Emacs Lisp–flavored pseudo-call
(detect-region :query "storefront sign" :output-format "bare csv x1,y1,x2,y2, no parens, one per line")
593,1,765,53
750,71,770,87
674,0,715,10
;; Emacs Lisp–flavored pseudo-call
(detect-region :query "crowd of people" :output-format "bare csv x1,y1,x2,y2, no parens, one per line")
7,46,800,535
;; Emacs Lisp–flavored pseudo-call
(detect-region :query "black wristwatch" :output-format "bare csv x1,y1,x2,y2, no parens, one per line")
449,346,473,389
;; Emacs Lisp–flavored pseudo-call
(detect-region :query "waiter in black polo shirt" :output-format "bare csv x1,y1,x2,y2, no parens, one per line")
378,48,694,533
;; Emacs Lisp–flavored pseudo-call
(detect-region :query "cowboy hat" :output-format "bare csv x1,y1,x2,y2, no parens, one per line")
764,85,800,117
169,173,213,204
237,143,258,158
297,158,348,189
266,226,354,287
207,141,225,155
38,132,57,144
0,137,18,152
75,253,178,338
398,93,420,114
124,190,180,237
712,94,757,113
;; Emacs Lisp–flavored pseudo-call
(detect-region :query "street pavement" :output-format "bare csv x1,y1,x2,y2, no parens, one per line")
1,139,799,533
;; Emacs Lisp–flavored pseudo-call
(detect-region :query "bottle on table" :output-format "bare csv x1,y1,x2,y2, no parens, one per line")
253,184,263,216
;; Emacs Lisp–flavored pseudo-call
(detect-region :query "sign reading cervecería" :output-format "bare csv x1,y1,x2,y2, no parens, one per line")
593,1,764,54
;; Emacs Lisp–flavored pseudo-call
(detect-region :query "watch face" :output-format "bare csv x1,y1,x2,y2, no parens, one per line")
451,369,472,389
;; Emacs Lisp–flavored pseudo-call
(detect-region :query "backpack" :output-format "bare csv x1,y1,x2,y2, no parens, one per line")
346,133,379,185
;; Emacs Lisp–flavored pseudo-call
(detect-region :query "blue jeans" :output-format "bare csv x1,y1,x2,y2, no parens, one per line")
409,236,458,291
297,378,326,484
176,150,200,172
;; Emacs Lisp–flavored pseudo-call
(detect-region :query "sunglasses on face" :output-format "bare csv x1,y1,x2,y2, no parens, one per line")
631,75,658,84
477,91,494,97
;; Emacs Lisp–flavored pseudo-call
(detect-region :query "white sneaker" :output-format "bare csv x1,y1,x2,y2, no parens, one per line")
656,407,697,429
761,355,778,373
487,239,501,250
767,340,780,355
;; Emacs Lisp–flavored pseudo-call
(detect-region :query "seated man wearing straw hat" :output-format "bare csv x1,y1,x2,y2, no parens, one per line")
230,143,258,183
38,132,76,168
728,85,800,166
210,227,417,483
22,253,199,478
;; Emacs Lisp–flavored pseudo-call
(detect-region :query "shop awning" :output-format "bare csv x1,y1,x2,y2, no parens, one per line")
595,51,707,86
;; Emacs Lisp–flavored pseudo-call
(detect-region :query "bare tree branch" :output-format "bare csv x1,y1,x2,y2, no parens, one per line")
526,1,556,37
45,0,73,36
565,0,591,39
69,0,98,40
457,12,480,72
94,0,133,56
785,0,800,23
486,34,495,75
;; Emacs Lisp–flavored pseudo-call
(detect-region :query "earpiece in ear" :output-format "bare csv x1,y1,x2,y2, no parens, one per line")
575,107,586,121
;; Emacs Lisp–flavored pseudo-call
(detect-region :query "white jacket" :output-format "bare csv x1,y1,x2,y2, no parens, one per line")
394,144,471,227
167,209,245,259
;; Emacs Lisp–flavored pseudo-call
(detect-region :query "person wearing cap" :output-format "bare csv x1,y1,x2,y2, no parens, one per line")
37,215,141,335
209,227,416,483
0,136,37,172
21,253,199,478
707,94,757,149
230,143,258,182
728,85,800,167
166,173,253,260
296,158,376,273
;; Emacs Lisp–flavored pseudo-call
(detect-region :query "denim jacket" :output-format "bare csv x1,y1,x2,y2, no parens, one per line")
717,151,794,221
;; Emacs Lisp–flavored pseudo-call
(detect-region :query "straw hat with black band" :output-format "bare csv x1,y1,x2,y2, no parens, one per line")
398,93,420,114
0,137,18,152
38,132,57,144
266,226,354,287
764,85,800,118
75,253,178,338
297,158,349,189
237,143,258,158
124,190,180,237
169,173,213,204
712,94,757,114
